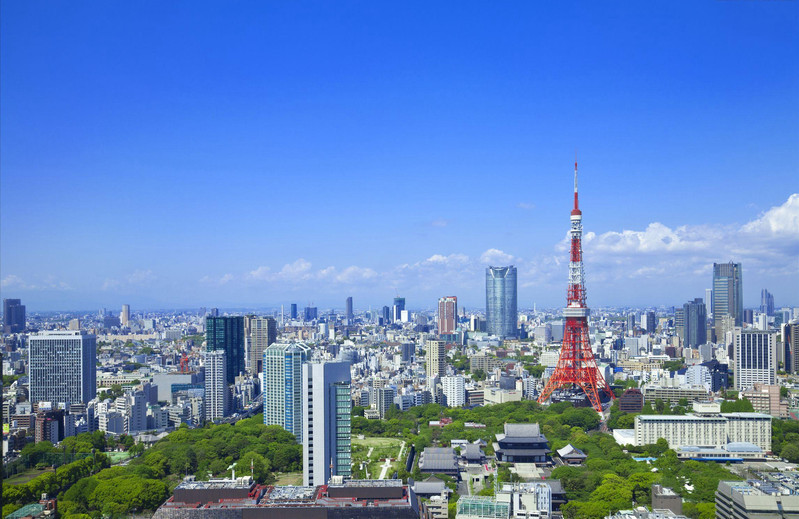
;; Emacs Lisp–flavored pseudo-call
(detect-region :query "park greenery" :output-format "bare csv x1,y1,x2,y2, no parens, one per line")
2,414,301,518
350,399,771,519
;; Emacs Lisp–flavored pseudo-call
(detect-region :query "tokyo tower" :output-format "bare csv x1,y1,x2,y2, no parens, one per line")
537,162,614,413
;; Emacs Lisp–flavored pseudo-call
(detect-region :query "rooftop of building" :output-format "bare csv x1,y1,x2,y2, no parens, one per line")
159,479,418,511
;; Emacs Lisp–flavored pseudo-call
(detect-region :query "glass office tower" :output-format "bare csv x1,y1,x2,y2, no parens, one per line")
486,266,518,338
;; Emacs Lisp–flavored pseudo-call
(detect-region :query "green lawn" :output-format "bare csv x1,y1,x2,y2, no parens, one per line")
352,437,405,479
353,437,402,448
4,467,54,485
273,472,303,485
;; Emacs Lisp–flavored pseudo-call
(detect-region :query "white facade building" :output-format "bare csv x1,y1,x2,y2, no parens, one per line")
29,331,97,405
442,375,465,407
634,402,772,451
302,361,351,486
734,329,776,391
204,350,228,421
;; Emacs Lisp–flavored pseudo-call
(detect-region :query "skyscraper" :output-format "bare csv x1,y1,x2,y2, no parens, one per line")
290,304,298,320
263,343,308,440
734,329,776,391
3,298,26,334
29,330,97,405
204,350,228,421
683,298,707,348
120,304,131,326
426,339,446,378
486,266,518,338
345,297,354,320
438,296,458,335
392,297,406,323
645,311,656,334
248,316,277,374
302,361,351,486
205,316,245,383
303,306,318,321
713,262,743,341
760,289,775,316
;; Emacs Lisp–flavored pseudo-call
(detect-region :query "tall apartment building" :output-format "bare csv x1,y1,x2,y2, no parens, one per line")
442,375,465,407
486,266,518,338
437,296,458,335
426,339,446,378
733,329,776,391
263,343,308,440
713,262,742,341
375,387,395,418
206,316,245,383
120,304,131,326
683,298,707,348
204,350,228,421
302,361,351,486
3,298,26,333
247,316,277,374
29,330,96,405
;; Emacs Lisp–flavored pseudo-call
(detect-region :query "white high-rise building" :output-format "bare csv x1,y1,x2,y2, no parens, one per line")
263,342,307,440
204,350,228,421
29,330,97,405
442,375,465,407
302,361,351,487
734,329,776,391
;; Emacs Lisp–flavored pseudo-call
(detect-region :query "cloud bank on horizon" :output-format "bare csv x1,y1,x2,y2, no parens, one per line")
3,194,797,310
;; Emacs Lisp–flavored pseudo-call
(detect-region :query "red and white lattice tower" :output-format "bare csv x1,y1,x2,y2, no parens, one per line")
537,162,614,413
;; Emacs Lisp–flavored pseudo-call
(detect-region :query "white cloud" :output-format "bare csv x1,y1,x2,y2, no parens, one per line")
480,248,516,265
570,194,799,286
247,266,271,280
276,258,313,280
517,202,536,210
127,269,155,284
1,274,72,291
741,193,799,236
1,275,27,289
431,219,449,227
335,266,378,283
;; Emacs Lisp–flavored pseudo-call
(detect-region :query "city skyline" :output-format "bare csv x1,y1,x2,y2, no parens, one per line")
2,2,798,311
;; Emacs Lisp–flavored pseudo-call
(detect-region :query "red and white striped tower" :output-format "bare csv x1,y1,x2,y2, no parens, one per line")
537,162,614,413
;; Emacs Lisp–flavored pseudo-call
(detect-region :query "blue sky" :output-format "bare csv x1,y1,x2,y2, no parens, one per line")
2,1,797,312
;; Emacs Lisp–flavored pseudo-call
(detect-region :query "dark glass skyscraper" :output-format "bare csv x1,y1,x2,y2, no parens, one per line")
713,262,742,340
345,297,353,320
3,298,26,334
683,298,707,348
205,316,245,383
485,266,518,338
